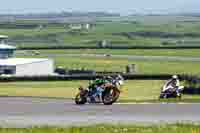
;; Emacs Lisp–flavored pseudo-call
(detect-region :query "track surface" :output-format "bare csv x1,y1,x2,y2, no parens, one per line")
0,97,200,127
16,53,200,62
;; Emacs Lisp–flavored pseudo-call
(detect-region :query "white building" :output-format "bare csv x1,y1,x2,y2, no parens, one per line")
84,23,90,30
69,24,82,30
69,23,90,30
0,58,54,76
0,35,54,76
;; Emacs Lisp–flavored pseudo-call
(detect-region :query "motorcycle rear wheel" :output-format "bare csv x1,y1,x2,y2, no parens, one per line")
75,92,87,105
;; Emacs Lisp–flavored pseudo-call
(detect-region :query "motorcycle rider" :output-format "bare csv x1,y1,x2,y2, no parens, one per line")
89,76,110,102
89,75,124,102
162,75,184,96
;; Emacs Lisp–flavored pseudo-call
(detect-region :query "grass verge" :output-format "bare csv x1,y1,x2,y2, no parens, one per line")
0,124,200,133
0,80,200,102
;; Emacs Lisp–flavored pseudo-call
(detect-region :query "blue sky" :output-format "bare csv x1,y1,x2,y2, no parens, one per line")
0,0,200,14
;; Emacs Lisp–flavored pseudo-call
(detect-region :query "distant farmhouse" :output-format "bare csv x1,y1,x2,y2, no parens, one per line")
0,35,54,76
69,23,91,31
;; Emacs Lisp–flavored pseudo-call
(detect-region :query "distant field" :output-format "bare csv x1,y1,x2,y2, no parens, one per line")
17,49,200,57
2,15,200,48
102,15,200,25
1,124,200,133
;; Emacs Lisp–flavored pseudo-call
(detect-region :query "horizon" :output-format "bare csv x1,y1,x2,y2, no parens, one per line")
1,11,200,16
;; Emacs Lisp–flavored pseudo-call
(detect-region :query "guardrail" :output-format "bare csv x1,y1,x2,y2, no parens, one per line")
183,88,200,94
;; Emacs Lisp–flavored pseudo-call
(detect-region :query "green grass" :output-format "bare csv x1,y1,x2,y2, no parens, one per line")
0,80,163,100
16,54,200,74
1,124,200,133
0,81,87,98
1,80,199,102
43,56,200,74
18,49,200,57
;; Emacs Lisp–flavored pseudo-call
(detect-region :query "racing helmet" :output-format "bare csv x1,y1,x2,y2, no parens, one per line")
116,74,124,85
116,74,124,80
172,75,178,79
118,80,124,86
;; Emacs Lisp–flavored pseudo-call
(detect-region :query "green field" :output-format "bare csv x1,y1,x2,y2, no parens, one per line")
2,15,200,48
1,124,200,133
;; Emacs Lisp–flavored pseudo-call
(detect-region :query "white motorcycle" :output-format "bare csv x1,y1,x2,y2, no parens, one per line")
159,84,184,99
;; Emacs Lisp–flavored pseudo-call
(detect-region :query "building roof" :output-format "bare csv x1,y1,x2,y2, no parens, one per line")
0,44,16,50
0,58,51,66
0,35,8,39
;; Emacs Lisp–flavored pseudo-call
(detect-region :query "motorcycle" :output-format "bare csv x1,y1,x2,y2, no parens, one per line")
159,85,184,99
75,75,123,105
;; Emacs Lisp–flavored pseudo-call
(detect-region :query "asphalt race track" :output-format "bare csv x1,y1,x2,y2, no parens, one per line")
0,97,200,127
16,53,200,62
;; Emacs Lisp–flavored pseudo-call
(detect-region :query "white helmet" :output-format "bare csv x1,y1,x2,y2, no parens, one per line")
118,80,124,85
172,75,178,79
116,74,123,80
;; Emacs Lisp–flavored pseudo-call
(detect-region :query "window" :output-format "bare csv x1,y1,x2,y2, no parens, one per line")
4,69,14,74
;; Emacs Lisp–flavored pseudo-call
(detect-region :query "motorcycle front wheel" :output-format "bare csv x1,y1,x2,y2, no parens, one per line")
159,93,167,99
102,87,120,105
